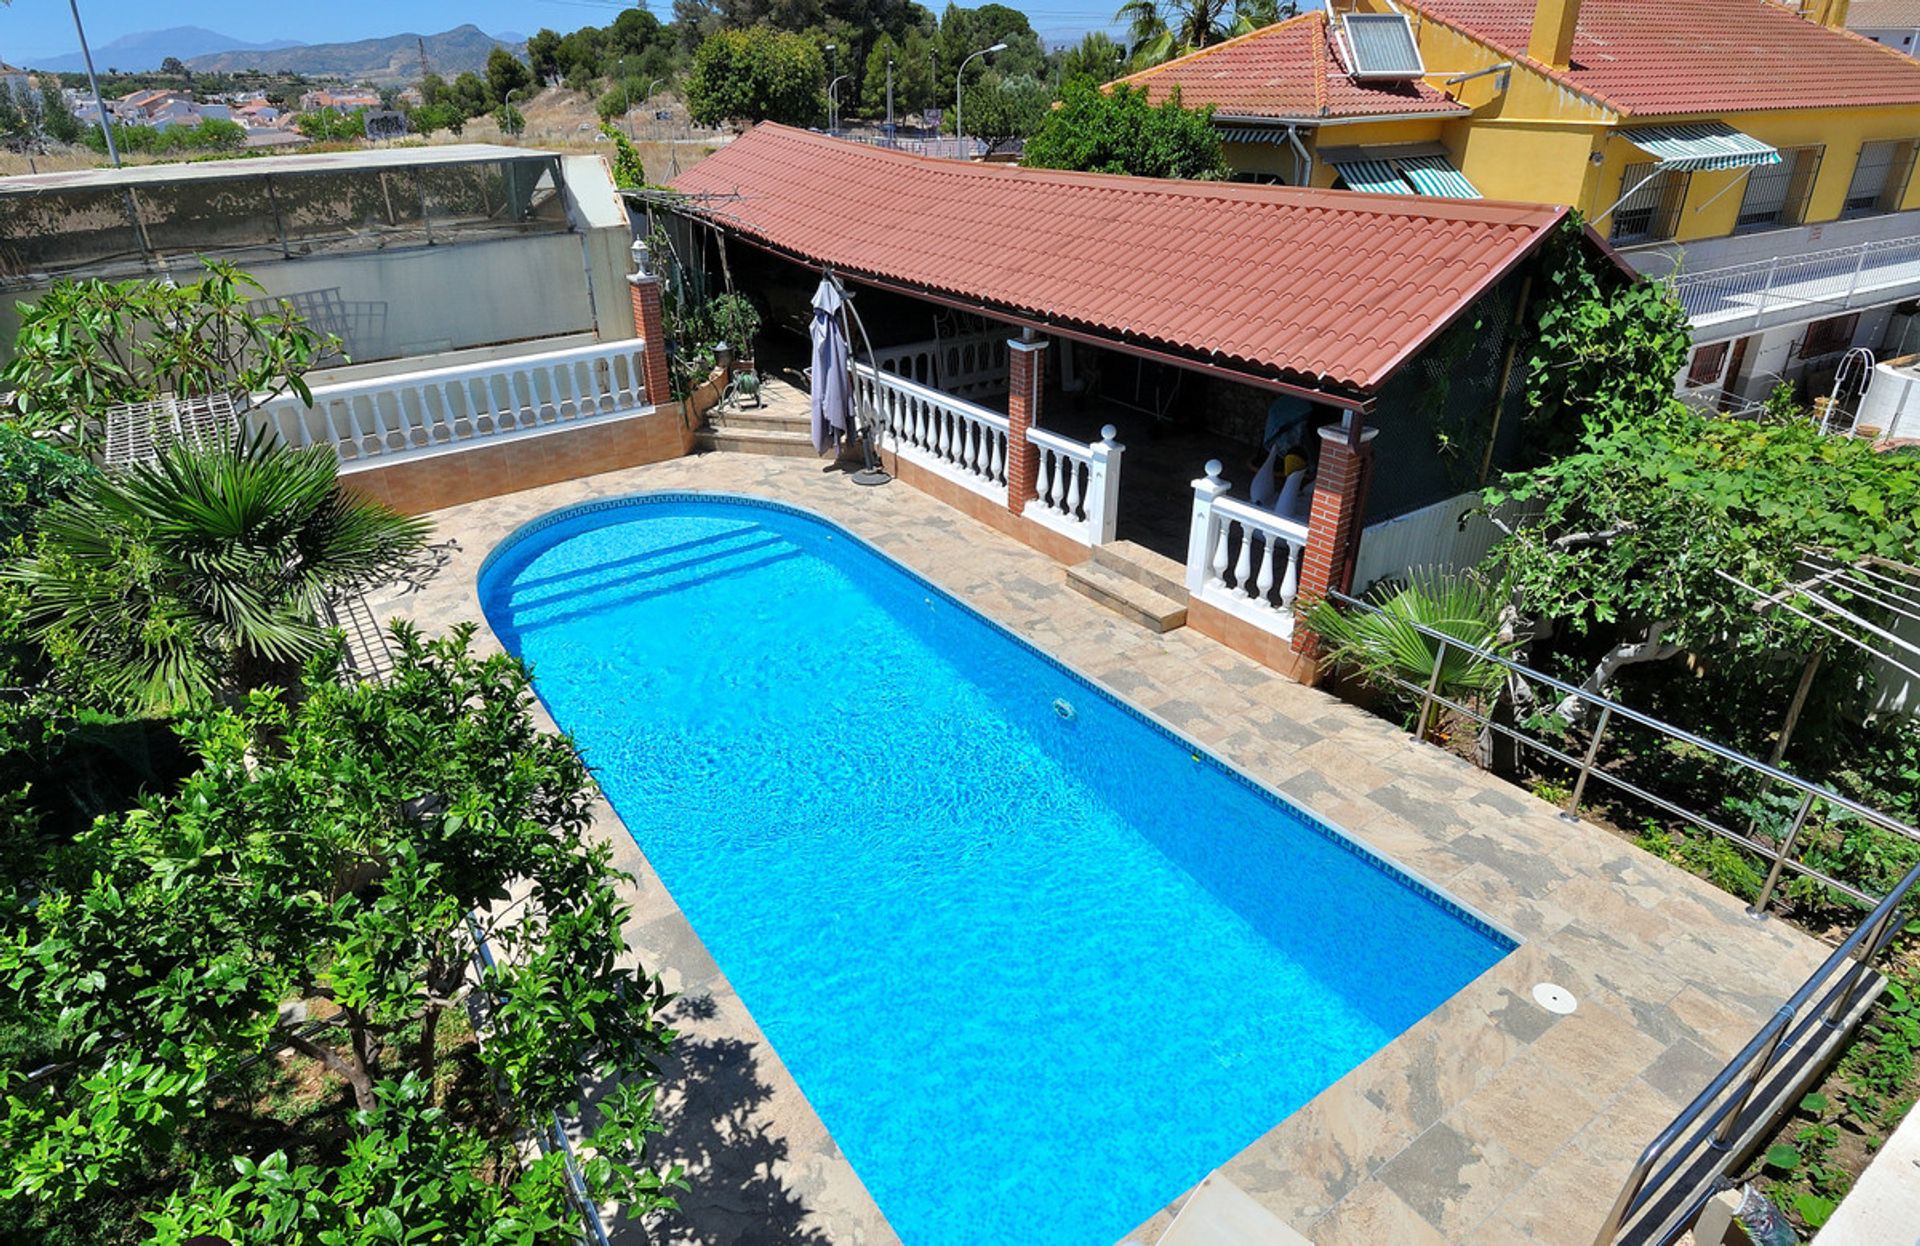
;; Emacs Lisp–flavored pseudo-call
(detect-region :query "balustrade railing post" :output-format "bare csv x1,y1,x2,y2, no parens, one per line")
1753,256,1780,324
1087,425,1123,543
1749,788,1819,917
1414,636,1450,742
1823,897,1901,1026
1845,245,1867,307
1563,705,1613,821
1186,460,1229,595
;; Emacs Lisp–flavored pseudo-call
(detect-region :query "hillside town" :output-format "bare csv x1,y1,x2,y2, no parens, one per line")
3,2,1920,1246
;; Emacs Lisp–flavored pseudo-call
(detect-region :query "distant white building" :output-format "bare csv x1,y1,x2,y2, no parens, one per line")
1850,0,1920,55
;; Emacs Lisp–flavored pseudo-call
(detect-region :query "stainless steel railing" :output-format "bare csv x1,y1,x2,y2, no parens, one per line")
1326,590,1920,914
1319,590,1920,1245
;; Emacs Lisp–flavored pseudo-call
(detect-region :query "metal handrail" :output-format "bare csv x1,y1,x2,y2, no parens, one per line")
1323,590,1920,892
1593,855,1920,1244
1316,589,1920,1245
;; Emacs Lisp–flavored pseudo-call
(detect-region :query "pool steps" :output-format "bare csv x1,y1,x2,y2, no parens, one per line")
1066,541,1189,633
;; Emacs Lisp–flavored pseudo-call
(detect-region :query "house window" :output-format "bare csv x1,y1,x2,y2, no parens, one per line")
1798,313,1860,362
1685,342,1730,389
1611,162,1690,243
1736,146,1824,232
1843,139,1918,217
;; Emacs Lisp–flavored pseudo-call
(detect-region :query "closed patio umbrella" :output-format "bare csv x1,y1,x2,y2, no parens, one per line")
809,277,851,455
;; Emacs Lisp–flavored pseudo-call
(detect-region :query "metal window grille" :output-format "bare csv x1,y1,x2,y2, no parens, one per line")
1736,146,1824,232
1611,163,1690,243
1843,138,1918,216
1797,313,1860,363
1684,341,1729,389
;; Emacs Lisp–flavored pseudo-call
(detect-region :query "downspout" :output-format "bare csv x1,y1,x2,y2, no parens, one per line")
1284,124,1313,187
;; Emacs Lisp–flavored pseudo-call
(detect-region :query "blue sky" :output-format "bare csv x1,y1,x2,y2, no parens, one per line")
1,0,1133,64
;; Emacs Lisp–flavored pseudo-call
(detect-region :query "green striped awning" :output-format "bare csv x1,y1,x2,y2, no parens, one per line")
1330,158,1410,195
1216,127,1294,145
1399,155,1481,199
1622,123,1781,173
1330,154,1482,199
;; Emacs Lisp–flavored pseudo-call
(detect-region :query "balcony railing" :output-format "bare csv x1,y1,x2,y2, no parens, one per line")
1668,234,1920,330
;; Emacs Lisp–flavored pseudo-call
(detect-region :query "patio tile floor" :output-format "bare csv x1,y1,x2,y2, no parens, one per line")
372,451,1831,1245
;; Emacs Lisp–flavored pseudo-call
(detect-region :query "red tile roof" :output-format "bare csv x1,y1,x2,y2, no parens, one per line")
1850,0,1920,26
670,124,1565,394
1400,0,1920,115
1114,12,1468,120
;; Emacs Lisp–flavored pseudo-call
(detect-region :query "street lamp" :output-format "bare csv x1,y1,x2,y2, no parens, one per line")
503,87,524,139
955,42,1006,153
823,44,836,131
885,57,895,145
67,0,119,167
643,77,663,140
828,74,850,134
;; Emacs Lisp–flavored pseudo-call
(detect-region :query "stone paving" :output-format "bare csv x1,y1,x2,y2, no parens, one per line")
371,451,1832,1246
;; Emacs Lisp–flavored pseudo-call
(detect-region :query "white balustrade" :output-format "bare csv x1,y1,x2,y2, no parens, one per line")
869,331,1009,399
249,340,654,465
851,361,1011,499
1024,424,1123,546
1186,459,1311,638
1670,235,1920,329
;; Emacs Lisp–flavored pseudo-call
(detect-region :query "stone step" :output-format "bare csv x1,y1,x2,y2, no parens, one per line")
1065,559,1187,633
707,408,812,433
1091,540,1188,602
696,428,821,457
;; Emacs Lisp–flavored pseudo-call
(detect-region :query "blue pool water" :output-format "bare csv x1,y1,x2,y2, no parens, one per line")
478,495,1513,1246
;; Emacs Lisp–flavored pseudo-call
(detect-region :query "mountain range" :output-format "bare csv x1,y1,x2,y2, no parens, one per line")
20,24,523,86
184,25,524,85
25,26,305,74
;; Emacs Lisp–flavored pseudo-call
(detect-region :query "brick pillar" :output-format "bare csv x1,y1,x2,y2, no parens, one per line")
1291,419,1379,658
1005,337,1048,514
627,240,672,406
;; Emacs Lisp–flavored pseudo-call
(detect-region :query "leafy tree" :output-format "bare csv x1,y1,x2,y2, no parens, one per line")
496,100,528,137
1024,80,1227,179
81,116,245,155
37,81,82,144
954,71,1047,152
527,28,565,80
449,70,492,118
1486,402,1920,709
2,262,336,444
0,625,682,1235
158,56,189,77
685,27,824,127
487,47,537,108
1055,31,1129,88
0,84,30,151
939,3,1045,82
8,430,428,712
602,123,650,188
294,106,366,141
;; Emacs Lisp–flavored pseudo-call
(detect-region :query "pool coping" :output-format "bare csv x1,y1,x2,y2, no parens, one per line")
476,488,1523,956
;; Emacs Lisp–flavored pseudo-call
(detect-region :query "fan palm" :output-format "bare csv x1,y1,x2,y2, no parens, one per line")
9,429,429,711
1303,568,1516,737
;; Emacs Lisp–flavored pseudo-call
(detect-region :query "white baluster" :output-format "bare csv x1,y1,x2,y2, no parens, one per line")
1256,532,1277,607
1049,449,1066,512
1065,459,1083,519
990,430,1005,483
1279,538,1304,609
1210,517,1231,588
1232,521,1253,594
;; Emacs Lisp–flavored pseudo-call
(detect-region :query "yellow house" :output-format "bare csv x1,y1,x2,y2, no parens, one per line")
1124,0,1920,410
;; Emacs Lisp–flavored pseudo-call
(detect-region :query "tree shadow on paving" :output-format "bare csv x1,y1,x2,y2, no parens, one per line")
603,994,835,1246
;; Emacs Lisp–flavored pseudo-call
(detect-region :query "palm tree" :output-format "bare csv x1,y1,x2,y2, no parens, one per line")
1116,0,1300,67
9,429,429,711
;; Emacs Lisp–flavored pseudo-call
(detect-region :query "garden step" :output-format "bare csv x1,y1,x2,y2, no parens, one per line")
1065,559,1187,633
706,408,812,433
695,428,821,457
1091,540,1188,602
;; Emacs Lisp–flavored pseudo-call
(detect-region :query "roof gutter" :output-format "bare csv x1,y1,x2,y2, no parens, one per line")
1212,110,1470,127
710,224,1376,411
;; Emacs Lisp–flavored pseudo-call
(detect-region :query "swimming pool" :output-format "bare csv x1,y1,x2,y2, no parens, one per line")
479,494,1514,1245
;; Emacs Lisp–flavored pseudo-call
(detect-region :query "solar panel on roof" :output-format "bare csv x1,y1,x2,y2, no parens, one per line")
1342,13,1425,80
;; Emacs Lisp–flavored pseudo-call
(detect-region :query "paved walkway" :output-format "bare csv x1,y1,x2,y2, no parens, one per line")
373,452,1831,1245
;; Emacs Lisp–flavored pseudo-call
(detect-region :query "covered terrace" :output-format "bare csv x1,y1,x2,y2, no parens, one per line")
664,124,1573,676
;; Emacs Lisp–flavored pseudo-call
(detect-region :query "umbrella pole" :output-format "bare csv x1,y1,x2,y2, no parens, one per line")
830,269,892,487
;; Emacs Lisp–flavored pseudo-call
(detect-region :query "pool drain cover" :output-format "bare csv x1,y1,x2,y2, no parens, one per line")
1532,982,1578,1015
1053,698,1076,721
